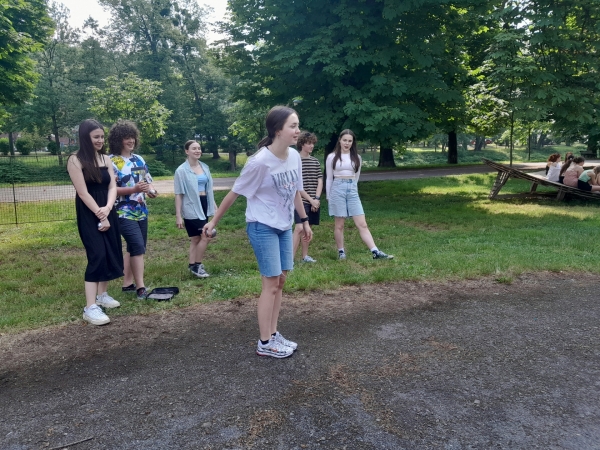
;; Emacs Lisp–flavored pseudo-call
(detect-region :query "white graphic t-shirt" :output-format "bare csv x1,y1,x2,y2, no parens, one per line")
232,147,304,230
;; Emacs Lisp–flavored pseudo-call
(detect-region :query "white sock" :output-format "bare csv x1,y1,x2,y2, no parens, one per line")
338,248,345,253
370,247,378,252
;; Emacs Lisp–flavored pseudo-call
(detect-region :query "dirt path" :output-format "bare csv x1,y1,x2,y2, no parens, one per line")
1,272,599,449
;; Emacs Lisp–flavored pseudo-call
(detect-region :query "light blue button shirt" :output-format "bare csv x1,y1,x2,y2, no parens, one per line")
174,160,216,220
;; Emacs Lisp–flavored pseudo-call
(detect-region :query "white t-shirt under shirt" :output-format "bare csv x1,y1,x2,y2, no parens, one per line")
232,147,304,231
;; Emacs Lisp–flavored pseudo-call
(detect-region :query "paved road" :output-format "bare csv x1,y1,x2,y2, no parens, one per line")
0,161,556,203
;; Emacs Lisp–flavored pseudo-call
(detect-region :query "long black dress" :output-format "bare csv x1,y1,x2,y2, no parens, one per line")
76,164,124,282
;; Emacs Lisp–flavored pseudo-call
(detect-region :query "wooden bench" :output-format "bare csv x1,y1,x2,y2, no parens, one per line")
483,158,600,201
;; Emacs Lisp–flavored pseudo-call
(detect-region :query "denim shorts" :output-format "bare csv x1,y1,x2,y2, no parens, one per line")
328,178,365,217
246,222,293,277
119,218,148,256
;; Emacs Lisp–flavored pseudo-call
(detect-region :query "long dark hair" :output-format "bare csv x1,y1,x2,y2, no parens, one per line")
560,155,584,176
76,119,105,183
331,129,360,173
257,106,298,149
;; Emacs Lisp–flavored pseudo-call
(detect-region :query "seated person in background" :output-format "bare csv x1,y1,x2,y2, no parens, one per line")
578,166,600,193
562,157,585,187
546,153,562,182
559,152,574,184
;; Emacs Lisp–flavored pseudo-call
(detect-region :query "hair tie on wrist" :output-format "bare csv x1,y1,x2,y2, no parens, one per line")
301,217,309,223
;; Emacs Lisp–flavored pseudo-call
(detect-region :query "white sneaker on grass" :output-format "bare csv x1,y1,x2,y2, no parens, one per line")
302,255,317,263
273,331,298,351
96,292,120,308
83,304,110,326
256,337,294,358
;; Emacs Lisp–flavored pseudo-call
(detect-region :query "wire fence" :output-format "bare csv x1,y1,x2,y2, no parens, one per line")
0,154,76,225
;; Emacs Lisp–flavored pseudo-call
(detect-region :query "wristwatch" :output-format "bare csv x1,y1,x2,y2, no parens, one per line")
314,196,320,200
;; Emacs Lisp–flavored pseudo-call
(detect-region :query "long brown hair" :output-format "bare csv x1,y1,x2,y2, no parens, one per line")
75,119,105,183
331,129,360,173
560,156,584,176
257,106,298,149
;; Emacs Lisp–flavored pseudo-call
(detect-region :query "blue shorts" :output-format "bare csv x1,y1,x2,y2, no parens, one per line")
119,218,148,257
328,178,364,217
246,222,293,277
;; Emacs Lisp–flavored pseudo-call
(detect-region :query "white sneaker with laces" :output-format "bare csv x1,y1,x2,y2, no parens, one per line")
273,331,298,351
302,255,317,263
96,292,120,308
256,337,294,358
83,304,110,325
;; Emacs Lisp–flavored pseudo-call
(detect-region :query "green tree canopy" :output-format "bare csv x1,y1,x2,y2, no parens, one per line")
88,72,172,150
0,0,53,106
220,0,495,165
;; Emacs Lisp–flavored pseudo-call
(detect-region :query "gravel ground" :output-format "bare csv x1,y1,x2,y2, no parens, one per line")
1,272,599,449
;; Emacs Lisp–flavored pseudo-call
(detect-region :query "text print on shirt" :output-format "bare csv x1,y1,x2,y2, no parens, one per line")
272,167,299,224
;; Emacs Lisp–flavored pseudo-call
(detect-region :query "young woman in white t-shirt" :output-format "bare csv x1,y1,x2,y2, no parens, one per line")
326,129,393,260
203,106,312,359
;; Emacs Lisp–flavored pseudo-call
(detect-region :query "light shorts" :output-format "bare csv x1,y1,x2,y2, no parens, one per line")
328,178,365,217
246,221,293,277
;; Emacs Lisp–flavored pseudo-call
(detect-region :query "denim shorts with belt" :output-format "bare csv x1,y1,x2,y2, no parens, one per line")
328,178,364,217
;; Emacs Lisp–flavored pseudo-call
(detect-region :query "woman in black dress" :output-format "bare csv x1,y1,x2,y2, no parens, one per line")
67,119,124,325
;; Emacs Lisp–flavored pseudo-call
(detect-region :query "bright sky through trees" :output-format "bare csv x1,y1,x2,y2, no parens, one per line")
59,0,227,41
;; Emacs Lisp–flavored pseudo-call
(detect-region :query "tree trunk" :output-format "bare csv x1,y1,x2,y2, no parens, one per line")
527,127,532,161
587,135,599,157
7,131,15,156
537,133,547,149
509,111,515,167
474,136,484,152
228,150,237,171
52,115,63,166
447,131,458,164
378,144,396,167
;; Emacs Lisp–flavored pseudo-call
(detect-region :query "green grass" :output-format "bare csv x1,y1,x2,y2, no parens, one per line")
2,173,600,333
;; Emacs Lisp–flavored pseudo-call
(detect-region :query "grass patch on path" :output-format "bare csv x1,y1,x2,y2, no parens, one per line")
1,173,600,333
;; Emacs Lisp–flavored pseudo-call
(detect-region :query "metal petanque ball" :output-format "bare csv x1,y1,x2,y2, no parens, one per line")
206,228,217,238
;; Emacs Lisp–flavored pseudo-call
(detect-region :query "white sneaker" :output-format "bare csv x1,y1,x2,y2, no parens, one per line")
96,292,120,308
273,331,298,351
302,255,317,263
83,304,110,325
256,337,293,358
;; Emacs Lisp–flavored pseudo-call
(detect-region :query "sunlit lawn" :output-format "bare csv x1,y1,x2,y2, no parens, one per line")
1,173,600,333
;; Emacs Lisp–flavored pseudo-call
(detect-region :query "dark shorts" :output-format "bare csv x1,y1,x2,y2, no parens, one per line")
183,196,208,237
119,218,148,257
294,202,320,225
578,180,593,191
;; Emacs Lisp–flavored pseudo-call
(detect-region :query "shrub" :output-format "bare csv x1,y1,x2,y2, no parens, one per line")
0,138,10,155
15,137,34,155
148,159,171,176
47,141,59,155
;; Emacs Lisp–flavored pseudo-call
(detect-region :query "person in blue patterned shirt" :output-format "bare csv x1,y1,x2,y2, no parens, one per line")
109,121,158,300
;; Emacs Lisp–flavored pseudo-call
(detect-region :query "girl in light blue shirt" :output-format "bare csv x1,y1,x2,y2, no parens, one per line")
174,140,217,278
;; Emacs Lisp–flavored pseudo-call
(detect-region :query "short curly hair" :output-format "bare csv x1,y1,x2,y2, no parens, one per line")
297,131,317,151
108,120,140,155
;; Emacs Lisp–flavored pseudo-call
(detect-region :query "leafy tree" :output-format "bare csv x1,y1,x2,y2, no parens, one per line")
220,0,499,166
0,0,53,105
22,2,80,164
483,0,600,161
99,0,230,158
88,72,172,152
